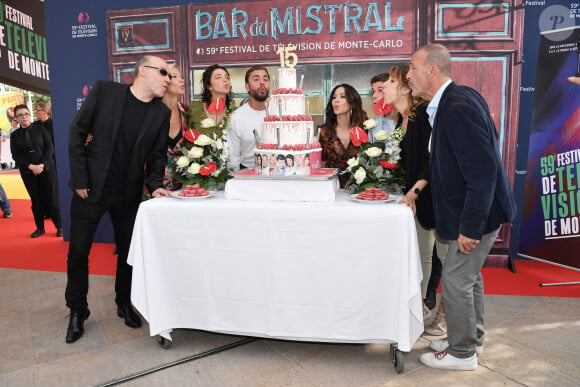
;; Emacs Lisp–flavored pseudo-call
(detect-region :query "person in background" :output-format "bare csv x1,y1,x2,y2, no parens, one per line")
65,55,172,344
319,84,368,188
35,102,58,220
1,118,19,169
227,65,270,172
34,102,54,147
0,137,13,217
188,64,236,137
0,182,11,218
369,72,397,141
383,64,449,330
408,43,516,371
10,104,62,238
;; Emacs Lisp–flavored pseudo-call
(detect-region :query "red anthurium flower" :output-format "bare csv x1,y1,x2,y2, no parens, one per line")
379,161,398,169
207,98,225,113
184,129,202,143
349,126,368,147
199,162,217,176
374,98,394,115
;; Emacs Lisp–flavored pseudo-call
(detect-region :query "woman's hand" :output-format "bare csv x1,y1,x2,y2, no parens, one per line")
29,164,44,175
152,188,171,198
399,193,417,215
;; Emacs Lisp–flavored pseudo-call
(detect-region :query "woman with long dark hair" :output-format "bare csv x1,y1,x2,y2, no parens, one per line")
319,83,368,188
187,64,236,136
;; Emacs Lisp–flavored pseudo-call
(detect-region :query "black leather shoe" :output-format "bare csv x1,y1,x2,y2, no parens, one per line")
31,229,45,238
66,309,90,343
117,305,142,328
56,228,64,237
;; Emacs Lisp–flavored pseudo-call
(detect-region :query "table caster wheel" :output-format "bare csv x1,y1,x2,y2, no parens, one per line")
393,349,404,373
389,343,397,360
157,336,172,349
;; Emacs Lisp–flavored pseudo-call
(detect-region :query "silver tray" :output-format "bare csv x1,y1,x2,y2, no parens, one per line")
233,168,338,181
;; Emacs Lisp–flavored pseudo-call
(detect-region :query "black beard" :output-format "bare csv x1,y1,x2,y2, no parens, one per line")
250,89,269,102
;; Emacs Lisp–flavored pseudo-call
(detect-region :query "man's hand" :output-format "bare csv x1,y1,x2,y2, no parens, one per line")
75,189,89,199
458,233,480,255
151,188,171,198
567,76,580,85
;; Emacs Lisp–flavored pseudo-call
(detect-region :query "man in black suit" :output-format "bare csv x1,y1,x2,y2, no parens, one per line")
65,55,172,343
407,44,517,370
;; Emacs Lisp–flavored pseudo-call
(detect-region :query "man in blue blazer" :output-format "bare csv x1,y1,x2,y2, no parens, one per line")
407,44,517,370
65,55,172,343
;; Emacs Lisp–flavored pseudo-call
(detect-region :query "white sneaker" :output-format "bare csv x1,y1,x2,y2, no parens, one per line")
423,303,432,321
424,312,447,336
429,338,483,355
420,350,477,371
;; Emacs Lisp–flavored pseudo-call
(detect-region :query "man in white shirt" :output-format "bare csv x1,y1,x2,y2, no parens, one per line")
227,65,270,172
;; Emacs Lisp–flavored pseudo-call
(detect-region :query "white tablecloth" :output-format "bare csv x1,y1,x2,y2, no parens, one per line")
225,176,339,202
128,191,423,352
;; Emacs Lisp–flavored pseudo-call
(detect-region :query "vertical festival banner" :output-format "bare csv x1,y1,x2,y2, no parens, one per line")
519,26,580,270
0,0,49,94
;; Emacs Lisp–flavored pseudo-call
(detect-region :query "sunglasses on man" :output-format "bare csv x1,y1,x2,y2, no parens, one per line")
143,65,174,80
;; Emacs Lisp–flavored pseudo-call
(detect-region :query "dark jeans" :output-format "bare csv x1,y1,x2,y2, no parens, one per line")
20,170,62,230
65,192,138,312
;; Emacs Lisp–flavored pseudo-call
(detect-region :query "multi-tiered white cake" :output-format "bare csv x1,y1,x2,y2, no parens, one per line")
254,68,322,176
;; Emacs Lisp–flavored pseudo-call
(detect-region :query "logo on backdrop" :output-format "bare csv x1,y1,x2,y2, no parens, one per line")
77,11,90,24
76,85,92,110
538,5,576,41
71,11,98,39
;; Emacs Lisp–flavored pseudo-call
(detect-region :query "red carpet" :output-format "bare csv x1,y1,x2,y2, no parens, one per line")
0,199,116,275
1,198,579,297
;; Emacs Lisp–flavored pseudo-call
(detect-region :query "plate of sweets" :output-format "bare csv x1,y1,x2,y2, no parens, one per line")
349,187,394,203
171,184,215,199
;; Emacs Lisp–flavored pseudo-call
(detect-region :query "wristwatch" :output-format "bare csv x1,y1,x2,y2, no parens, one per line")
413,187,421,195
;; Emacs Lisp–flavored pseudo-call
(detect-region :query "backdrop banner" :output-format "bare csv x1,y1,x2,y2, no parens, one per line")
519,26,580,270
0,0,49,94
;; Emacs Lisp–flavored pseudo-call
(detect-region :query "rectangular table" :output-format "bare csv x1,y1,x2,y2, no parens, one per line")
128,191,423,352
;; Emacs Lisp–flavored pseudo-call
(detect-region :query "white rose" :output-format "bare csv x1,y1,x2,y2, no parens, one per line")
188,146,204,159
363,119,377,130
176,156,190,168
346,157,359,171
374,129,388,141
201,118,216,128
354,168,366,184
194,134,213,146
187,163,201,174
364,147,382,158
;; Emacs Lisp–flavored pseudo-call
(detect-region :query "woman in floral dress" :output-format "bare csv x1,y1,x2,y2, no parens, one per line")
319,84,368,188
187,64,236,137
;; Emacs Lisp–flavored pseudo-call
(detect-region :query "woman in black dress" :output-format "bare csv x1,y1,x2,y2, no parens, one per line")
10,104,63,238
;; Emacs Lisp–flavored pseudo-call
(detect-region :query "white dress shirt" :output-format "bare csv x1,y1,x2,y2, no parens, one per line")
427,79,452,152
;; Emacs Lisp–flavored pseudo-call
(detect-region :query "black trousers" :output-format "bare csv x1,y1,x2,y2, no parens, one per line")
20,170,62,230
65,192,138,312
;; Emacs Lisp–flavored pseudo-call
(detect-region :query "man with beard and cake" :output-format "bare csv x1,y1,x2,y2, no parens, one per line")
226,65,270,173
65,55,172,343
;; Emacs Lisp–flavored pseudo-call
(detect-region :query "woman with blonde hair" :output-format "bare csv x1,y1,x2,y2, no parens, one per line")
383,65,448,332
